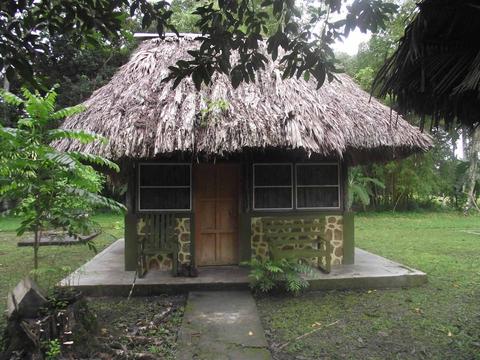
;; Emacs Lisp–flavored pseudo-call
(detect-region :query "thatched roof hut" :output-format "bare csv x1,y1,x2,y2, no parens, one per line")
373,0,480,129
54,35,434,274
56,34,431,165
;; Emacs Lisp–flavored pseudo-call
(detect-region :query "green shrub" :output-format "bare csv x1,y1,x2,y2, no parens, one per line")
43,339,61,360
243,258,312,295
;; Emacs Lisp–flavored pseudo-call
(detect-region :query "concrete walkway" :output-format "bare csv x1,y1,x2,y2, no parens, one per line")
177,291,272,360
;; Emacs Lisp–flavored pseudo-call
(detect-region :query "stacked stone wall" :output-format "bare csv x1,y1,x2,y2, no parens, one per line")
250,215,344,265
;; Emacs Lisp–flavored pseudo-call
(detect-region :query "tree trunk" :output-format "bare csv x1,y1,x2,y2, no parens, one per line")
465,127,480,212
462,126,469,160
33,229,41,278
451,130,457,159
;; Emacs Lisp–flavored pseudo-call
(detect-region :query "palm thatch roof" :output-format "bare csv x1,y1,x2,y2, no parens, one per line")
373,0,480,129
56,35,431,165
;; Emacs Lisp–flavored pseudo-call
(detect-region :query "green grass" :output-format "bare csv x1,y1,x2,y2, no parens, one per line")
2,211,479,358
0,212,124,332
257,211,480,360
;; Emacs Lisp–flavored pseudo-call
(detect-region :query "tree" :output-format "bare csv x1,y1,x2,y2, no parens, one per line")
1,0,397,91
464,127,480,212
0,87,125,271
1,33,137,127
33,33,137,110
341,0,416,93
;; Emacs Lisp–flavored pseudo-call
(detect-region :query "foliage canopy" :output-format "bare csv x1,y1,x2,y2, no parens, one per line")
1,0,397,90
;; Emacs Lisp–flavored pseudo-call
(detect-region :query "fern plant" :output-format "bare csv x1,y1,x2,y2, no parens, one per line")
347,167,385,210
243,258,312,295
0,87,125,272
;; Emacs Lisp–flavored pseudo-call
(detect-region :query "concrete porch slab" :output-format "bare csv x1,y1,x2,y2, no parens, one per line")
307,248,427,290
60,239,427,296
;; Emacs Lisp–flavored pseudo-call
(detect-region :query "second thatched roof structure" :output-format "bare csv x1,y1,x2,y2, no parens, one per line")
373,0,480,129
56,35,431,165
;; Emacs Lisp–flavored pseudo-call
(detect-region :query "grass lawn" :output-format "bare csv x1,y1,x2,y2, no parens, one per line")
0,212,124,333
257,212,480,360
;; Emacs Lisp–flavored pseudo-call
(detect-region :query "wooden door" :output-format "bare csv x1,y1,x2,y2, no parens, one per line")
194,164,240,266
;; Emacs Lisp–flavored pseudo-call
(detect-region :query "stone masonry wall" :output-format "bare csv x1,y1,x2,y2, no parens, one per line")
251,215,344,265
176,218,191,265
325,215,343,265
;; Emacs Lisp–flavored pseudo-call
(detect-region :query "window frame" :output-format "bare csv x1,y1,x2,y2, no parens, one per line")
295,162,341,210
252,163,294,211
137,162,192,212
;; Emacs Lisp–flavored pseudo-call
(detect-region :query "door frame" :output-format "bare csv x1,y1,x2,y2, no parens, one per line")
193,163,241,266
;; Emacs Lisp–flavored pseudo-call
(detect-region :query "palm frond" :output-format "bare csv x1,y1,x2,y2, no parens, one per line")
351,184,371,206
363,177,386,189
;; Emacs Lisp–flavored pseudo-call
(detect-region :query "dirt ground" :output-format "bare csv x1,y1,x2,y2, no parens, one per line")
68,295,186,360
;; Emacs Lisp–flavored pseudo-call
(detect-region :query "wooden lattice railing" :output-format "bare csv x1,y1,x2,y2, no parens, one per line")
137,213,178,277
262,216,332,273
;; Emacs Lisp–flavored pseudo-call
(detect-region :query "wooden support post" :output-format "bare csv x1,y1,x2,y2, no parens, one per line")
342,212,355,264
124,162,138,271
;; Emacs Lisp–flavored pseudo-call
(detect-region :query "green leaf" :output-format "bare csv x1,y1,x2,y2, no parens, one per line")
231,67,243,89
69,152,120,172
65,186,126,213
48,129,107,144
51,104,86,120
0,89,23,106
45,151,77,170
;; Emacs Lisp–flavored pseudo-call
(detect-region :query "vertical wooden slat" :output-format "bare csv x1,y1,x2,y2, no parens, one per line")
137,213,180,276
160,214,164,247
152,214,156,247
150,214,155,248
165,215,169,246
165,214,169,246
144,215,149,247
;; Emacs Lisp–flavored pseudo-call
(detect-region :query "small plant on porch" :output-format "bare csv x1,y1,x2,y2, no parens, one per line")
243,258,312,295
0,87,125,273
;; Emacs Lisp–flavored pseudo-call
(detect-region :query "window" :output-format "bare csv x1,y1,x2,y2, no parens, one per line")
296,163,340,209
138,163,191,211
253,164,293,209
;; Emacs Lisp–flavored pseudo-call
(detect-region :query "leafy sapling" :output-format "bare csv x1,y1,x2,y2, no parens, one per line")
0,87,126,273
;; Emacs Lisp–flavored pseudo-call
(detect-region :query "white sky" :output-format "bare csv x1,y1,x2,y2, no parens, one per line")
327,0,374,56
333,29,371,56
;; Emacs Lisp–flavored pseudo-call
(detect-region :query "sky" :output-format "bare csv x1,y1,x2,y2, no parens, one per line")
333,29,371,56
329,0,374,56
